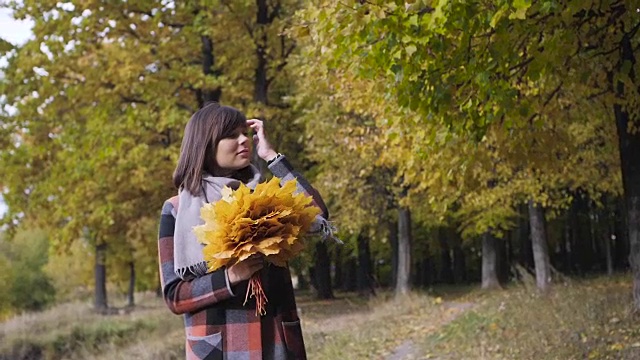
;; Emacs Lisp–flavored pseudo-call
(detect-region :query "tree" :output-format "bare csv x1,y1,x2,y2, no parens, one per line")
0,1,204,309
1,0,315,309
296,0,635,300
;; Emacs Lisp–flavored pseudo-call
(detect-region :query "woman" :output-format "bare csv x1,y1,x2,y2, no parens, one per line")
158,102,329,360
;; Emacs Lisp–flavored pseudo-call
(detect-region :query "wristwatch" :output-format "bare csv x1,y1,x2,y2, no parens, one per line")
267,153,284,165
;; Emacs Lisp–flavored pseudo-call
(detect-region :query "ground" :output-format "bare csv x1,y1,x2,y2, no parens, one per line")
2,276,639,360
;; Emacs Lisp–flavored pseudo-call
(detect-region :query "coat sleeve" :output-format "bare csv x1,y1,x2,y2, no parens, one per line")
158,200,235,315
268,155,329,220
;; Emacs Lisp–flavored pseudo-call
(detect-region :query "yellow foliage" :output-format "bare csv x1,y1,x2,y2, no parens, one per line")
194,177,321,271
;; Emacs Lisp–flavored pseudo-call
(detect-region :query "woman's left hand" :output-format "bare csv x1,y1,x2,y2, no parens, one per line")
247,119,278,162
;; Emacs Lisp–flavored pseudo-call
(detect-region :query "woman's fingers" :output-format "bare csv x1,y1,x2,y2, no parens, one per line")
247,119,262,131
227,256,265,285
247,119,266,138
245,256,264,273
248,261,264,273
246,118,276,160
245,255,263,264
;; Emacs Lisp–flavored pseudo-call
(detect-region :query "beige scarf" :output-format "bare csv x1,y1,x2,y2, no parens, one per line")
173,165,262,280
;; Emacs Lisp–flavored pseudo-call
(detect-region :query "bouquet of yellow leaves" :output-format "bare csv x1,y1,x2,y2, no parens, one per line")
194,177,321,315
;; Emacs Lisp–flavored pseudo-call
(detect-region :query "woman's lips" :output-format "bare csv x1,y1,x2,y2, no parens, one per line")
238,149,249,158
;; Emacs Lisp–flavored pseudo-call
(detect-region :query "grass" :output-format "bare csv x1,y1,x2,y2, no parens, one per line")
0,292,183,360
422,275,640,359
301,291,450,360
1,276,639,360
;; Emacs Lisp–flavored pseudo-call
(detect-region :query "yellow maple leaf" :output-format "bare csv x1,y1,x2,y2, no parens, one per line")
220,186,234,203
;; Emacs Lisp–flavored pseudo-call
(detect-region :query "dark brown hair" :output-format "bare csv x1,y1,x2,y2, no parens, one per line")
173,102,247,195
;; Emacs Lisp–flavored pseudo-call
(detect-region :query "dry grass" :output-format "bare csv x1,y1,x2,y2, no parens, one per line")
2,277,638,360
422,275,640,359
301,291,468,360
0,289,456,360
0,293,182,360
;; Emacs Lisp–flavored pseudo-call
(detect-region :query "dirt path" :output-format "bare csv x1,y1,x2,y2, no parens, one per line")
385,301,475,360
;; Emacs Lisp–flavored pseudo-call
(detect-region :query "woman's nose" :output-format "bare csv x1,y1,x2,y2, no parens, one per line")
238,133,248,144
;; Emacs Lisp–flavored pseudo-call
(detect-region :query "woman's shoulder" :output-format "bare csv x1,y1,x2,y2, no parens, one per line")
161,196,180,216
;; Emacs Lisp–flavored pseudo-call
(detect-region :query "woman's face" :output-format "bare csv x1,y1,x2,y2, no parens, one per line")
215,125,251,174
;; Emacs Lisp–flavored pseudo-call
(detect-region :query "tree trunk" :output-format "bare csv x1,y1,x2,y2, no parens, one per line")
506,229,516,281
604,223,614,276
615,30,640,311
254,0,269,105
396,206,412,296
614,198,629,270
288,260,307,290
575,195,593,273
94,242,108,310
308,266,317,290
416,256,434,287
528,200,551,293
498,236,510,284
517,203,534,270
296,269,309,291
342,257,357,291
451,229,466,283
481,232,501,290
598,200,615,276
562,211,573,274
438,227,454,284
250,0,272,176
356,232,375,296
590,203,604,271
333,246,343,290
127,261,135,307
452,246,466,284
196,35,222,107
389,220,398,289
314,241,333,299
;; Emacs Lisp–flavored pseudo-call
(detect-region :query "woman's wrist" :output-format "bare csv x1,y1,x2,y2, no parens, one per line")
263,150,279,162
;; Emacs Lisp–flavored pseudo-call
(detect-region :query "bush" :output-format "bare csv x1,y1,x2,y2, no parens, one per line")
0,229,56,314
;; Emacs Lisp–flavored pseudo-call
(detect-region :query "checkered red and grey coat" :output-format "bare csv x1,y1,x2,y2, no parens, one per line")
158,156,328,360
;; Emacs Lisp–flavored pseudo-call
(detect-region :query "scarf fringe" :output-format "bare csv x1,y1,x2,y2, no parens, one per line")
176,261,209,280
311,216,343,244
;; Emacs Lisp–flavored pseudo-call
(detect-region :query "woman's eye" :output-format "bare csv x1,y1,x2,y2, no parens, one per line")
226,131,241,139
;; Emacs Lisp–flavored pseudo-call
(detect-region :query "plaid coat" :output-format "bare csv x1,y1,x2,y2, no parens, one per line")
158,156,328,360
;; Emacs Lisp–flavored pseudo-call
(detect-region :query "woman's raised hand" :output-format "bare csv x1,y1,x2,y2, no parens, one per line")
247,119,278,162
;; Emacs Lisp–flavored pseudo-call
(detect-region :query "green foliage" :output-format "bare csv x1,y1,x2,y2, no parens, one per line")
0,38,13,53
0,229,56,314
44,240,94,302
0,249,14,318
292,0,630,242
